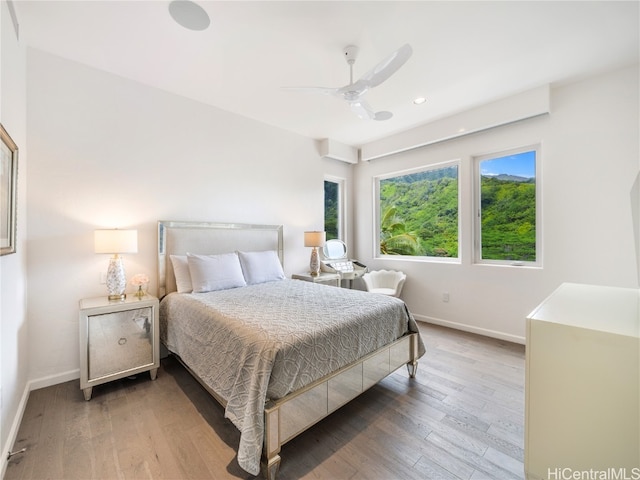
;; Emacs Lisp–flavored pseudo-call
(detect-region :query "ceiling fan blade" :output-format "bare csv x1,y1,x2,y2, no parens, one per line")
337,79,369,98
359,43,413,88
283,44,409,120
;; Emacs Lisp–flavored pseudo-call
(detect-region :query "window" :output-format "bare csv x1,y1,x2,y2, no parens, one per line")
324,177,344,240
474,146,540,265
376,162,459,258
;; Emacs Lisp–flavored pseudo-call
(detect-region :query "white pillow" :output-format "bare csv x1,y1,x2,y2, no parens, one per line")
187,252,247,293
170,255,192,293
238,250,285,285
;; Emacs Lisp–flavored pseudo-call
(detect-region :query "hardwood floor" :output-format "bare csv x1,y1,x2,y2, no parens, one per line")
5,323,525,480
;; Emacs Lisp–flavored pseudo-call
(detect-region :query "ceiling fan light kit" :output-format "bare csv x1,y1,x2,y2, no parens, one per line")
285,43,413,121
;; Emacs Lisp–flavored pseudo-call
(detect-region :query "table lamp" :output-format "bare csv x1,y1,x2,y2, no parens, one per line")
95,229,138,300
304,231,325,277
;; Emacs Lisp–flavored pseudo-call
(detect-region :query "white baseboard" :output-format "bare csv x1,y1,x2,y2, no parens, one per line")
1,382,30,479
28,368,79,391
414,314,526,345
1,369,80,477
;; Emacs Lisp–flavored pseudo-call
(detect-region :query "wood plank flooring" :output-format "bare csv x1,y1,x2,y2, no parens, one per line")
5,323,525,480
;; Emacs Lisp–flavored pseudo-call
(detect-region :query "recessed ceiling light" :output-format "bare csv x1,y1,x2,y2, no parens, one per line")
413,97,427,105
374,111,393,121
169,0,210,31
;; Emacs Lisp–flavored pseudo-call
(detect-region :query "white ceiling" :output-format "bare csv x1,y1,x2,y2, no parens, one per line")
14,0,640,146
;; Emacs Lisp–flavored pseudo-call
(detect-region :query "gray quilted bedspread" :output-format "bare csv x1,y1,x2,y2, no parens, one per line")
159,279,425,475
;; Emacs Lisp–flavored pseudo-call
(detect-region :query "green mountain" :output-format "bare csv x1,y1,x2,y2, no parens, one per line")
379,169,535,260
480,175,536,261
380,167,458,257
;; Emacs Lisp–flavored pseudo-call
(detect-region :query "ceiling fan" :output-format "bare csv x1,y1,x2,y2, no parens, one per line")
284,43,413,121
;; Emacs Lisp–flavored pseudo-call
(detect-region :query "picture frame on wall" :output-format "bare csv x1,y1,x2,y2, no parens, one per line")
1,124,18,256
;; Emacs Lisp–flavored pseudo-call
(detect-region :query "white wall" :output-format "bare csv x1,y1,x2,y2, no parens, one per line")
25,48,353,385
14,36,640,457
0,0,29,471
354,65,640,343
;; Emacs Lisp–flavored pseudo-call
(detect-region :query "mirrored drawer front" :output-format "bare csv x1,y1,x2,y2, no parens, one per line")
390,336,411,369
328,363,363,412
279,383,327,443
363,349,391,390
88,306,153,381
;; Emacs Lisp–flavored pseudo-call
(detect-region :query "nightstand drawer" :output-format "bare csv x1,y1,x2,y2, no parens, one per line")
88,307,154,381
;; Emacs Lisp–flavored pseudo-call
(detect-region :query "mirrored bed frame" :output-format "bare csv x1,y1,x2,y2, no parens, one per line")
157,220,422,479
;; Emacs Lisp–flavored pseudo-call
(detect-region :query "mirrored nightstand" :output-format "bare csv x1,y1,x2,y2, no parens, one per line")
79,294,159,400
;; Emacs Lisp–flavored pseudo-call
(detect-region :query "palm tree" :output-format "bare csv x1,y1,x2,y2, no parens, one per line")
380,206,422,255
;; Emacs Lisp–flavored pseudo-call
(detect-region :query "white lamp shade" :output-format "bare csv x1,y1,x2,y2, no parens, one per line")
304,231,325,248
94,229,138,254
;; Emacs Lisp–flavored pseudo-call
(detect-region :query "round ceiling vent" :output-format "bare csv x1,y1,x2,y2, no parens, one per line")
168,1,210,31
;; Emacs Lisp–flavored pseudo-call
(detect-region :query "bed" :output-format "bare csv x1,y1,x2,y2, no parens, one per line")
157,221,425,479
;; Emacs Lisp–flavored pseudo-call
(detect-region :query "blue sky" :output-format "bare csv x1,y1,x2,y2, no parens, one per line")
481,150,536,178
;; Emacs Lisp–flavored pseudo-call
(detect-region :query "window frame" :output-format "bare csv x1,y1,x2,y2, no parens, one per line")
324,175,346,242
473,144,542,267
374,159,461,262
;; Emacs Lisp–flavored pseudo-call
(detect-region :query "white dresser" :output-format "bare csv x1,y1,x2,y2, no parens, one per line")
525,283,639,480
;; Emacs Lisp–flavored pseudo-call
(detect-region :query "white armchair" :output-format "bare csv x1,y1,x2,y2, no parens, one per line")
362,270,406,297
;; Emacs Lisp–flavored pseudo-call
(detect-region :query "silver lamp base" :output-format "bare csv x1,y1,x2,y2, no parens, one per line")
309,246,320,277
106,256,127,300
